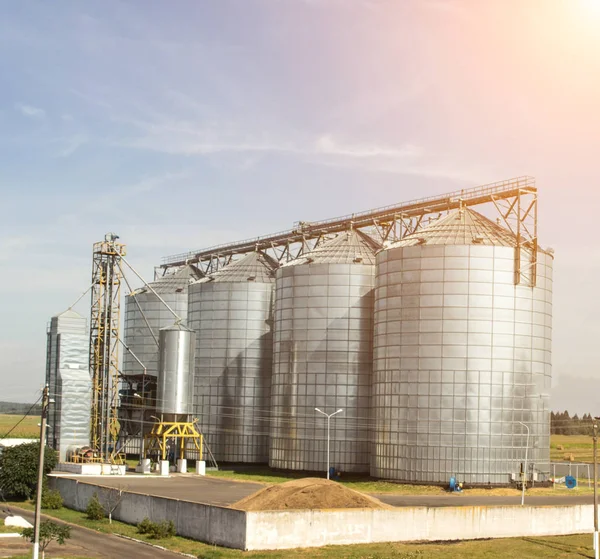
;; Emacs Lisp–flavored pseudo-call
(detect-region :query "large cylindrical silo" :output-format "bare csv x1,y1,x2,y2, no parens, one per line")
269,229,380,473
123,265,203,377
371,208,553,484
157,324,196,417
188,251,276,463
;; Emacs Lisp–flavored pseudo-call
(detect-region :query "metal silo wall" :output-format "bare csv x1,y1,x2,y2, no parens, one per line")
269,263,375,473
123,291,189,377
189,282,273,463
371,245,553,484
157,328,195,415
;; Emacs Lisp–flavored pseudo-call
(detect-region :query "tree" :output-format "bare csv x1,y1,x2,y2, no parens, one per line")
0,442,57,500
85,492,105,520
101,485,126,524
21,520,70,559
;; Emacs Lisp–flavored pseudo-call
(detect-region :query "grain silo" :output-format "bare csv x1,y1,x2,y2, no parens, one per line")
123,264,202,377
269,229,380,473
45,309,91,461
188,251,277,463
371,208,553,484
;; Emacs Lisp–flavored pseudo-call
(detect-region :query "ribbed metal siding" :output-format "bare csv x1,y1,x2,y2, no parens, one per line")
269,263,375,473
189,282,273,463
157,327,195,415
371,244,553,484
123,292,188,377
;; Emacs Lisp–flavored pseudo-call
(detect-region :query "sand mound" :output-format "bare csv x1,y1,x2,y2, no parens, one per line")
231,477,391,511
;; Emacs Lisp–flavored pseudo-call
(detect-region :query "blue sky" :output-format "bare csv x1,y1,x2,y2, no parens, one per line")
1,0,599,411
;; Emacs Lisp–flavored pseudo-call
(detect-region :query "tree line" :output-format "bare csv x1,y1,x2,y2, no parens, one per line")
551,411,596,435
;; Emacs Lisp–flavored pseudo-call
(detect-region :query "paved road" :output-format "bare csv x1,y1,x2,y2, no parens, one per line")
375,493,595,508
57,473,263,506
1,507,183,558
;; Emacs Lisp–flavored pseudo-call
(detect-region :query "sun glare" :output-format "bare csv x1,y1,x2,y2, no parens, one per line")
582,0,600,15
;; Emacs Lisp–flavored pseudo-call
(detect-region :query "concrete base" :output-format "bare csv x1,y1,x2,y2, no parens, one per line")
135,459,151,474
159,460,170,476
54,463,126,476
51,476,597,551
177,459,187,473
196,461,206,476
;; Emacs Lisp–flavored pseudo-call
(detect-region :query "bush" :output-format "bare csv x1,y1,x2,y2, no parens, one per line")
20,520,71,554
0,442,57,500
137,517,175,539
85,493,105,520
41,488,63,510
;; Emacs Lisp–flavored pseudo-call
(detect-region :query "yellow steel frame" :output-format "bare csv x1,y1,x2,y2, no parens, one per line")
144,421,203,461
90,233,126,462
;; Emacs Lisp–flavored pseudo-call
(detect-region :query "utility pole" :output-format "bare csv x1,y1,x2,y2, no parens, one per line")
593,420,598,559
315,408,343,480
33,384,49,559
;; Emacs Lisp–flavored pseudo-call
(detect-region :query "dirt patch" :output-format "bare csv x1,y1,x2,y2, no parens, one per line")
231,477,392,511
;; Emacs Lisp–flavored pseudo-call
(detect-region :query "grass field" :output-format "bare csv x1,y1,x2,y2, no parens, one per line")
0,413,39,439
6,502,598,558
551,435,595,463
207,464,597,496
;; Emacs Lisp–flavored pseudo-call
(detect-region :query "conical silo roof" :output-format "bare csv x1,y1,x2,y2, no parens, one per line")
391,208,518,248
285,229,381,266
131,264,203,295
199,251,277,283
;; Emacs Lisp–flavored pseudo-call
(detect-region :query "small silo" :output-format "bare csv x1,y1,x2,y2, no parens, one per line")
123,264,202,377
371,208,553,484
157,323,195,418
188,251,277,463
269,229,380,473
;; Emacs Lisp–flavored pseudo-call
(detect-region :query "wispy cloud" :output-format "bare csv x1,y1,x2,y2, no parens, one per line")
15,103,45,118
55,134,88,158
314,135,422,159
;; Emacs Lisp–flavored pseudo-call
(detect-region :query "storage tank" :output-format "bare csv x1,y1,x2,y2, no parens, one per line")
371,208,553,484
157,323,195,416
269,229,380,473
188,251,277,463
123,264,202,377
45,309,91,461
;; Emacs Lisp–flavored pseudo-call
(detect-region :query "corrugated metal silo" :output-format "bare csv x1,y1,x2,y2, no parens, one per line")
157,323,195,416
123,265,202,377
188,251,277,463
371,208,553,484
269,229,380,473
45,309,91,461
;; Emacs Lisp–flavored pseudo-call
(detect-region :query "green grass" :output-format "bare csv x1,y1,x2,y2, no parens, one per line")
0,523,22,534
0,413,40,439
5,502,599,558
551,435,596,463
207,465,597,497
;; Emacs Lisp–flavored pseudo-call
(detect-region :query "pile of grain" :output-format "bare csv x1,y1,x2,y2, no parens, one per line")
231,477,390,511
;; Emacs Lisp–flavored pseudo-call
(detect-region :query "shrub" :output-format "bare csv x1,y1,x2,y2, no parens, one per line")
137,517,175,539
85,493,105,520
41,488,63,510
0,442,57,500
21,520,70,554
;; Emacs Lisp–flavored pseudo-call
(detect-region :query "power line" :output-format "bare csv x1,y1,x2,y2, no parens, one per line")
0,393,43,441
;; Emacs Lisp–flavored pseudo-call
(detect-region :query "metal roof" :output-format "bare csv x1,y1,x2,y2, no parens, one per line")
285,229,381,266
390,208,518,248
196,251,277,284
131,264,203,295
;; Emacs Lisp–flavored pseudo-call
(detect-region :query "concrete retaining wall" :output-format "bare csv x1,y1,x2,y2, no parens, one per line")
51,477,594,551
50,477,246,549
245,504,593,550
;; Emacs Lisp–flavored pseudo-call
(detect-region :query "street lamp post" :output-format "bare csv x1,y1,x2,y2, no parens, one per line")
315,408,343,480
518,421,530,506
